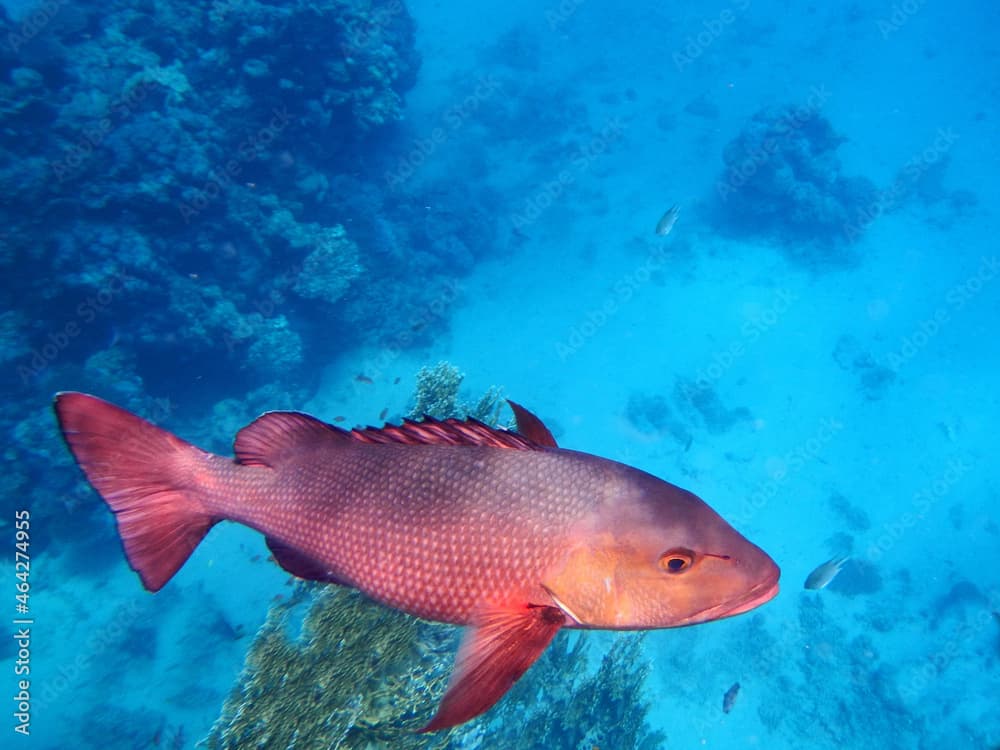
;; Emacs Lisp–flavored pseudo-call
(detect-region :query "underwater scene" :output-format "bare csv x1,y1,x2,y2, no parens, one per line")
3,0,999,747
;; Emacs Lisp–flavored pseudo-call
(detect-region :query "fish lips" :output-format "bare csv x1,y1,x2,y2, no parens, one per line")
674,567,780,626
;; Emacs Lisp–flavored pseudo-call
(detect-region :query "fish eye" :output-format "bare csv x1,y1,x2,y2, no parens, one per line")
659,548,695,574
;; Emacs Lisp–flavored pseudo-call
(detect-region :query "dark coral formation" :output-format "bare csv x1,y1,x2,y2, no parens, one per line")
826,558,883,597
624,392,692,447
832,335,897,401
0,0,511,558
674,377,753,434
828,491,871,533
712,102,878,261
2,0,420,406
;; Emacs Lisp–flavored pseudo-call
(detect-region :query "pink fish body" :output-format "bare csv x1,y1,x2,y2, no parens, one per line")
55,393,780,730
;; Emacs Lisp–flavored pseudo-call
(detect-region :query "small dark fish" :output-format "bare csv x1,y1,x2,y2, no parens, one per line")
333,416,346,422
250,554,261,563
356,374,374,385
654,204,680,236
722,682,740,713
393,377,401,385
379,407,389,421
804,556,849,590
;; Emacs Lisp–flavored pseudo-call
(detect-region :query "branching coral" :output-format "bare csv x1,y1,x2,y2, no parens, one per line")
205,585,458,749
408,361,505,424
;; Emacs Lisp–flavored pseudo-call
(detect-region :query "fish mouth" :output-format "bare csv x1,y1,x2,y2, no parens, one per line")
676,572,780,626
724,576,780,617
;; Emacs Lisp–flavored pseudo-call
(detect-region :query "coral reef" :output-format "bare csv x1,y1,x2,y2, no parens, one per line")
408,361,505,423
0,0,501,560
747,596,918,747
491,633,667,750
624,392,693,448
711,104,879,262
674,377,753,434
826,559,883,597
1,0,419,405
205,585,458,749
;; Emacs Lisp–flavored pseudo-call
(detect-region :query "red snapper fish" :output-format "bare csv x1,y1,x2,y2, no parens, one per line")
54,392,780,731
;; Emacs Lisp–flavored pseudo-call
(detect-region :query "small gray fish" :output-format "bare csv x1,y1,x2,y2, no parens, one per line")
654,204,680,236
804,556,849,590
722,682,740,713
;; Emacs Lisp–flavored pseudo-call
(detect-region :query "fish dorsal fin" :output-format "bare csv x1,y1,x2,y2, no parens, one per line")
349,416,544,450
419,603,565,732
506,400,558,447
234,411,343,467
235,405,554,467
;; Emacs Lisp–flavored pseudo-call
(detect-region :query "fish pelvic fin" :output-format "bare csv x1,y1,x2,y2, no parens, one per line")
54,392,218,592
419,602,565,732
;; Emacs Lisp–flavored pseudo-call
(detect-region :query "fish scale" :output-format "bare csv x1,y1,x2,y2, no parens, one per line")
54,391,780,731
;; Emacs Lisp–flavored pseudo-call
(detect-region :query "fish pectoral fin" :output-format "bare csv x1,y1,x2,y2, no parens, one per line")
419,603,565,732
264,537,348,586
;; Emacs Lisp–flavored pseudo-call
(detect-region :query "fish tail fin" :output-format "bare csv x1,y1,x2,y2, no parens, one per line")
54,392,219,591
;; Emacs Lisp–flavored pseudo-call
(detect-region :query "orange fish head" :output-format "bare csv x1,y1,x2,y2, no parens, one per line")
542,475,779,630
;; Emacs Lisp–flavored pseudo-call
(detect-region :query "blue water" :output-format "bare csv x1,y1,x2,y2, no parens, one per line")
3,0,999,747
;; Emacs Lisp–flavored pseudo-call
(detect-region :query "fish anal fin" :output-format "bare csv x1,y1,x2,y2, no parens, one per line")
264,537,347,585
419,603,565,732
507,400,558,448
